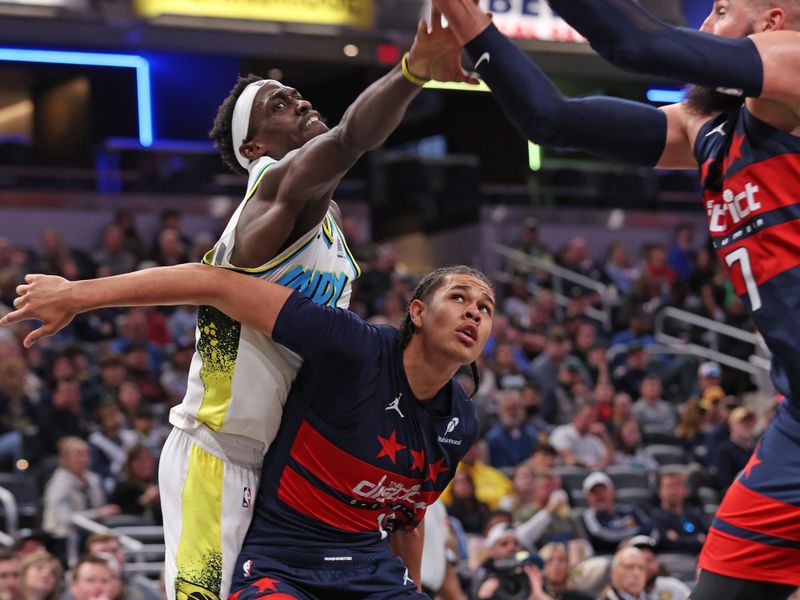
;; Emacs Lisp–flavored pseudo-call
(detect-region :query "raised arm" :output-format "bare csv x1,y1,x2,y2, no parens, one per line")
435,0,689,168
232,10,475,266
0,265,292,347
545,0,764,98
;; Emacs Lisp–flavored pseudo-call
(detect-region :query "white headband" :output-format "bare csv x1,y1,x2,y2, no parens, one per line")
231,79,279,170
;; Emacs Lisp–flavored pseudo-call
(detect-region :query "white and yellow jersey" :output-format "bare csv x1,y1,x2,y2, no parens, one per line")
169,156,361,450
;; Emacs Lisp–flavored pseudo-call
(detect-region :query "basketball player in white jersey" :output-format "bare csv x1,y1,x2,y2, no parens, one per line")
149,11,473,600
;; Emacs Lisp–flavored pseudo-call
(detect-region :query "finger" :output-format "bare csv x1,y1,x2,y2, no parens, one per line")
0,307,29,326
15,283,29,296
431,3,443,30
417,17,428,38
24,273,40,284
12,295,27,309
24,324,54,348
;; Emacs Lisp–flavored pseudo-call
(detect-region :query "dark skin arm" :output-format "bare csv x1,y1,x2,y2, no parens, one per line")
231,11,475,268
389,521,425,592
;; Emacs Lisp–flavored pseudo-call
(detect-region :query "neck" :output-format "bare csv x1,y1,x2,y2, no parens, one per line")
402,338,460,401
663,500,683,514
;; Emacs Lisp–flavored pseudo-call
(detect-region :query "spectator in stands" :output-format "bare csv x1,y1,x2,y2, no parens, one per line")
511,217,552,282
92,224,137,278
696,362,723,398
89,401,138,490
538,542,594,600
13,533,48,561
110,309,164,375
112,209,147,262
85,355,127,411
613,420,659,470
165,305,197,349
604,241,640,295
153,227,189,268
581,472,655,555
85,533,161,600
67,555,115,600
488,342,531,391
159,340,194,405
600,547,647,600
704,394,741,465
667,224,695,283
559,236,603,284
530,326,574,405
515,469,583,549
612,342,652,401
543,357,593,426
441,444,513,511
713,406,757,491
17,551,62,600
109,445,161,523
0,355,36,469
610,309,657,352
674,399,706,454
43,437,120,546
550,401,613,469
474,523,548,600
117,379,143,425
130,406,167,458
37,378,90,457
529,443,558,469
485,389,542,469
499,461,538,521
0,548,20,600
123,344,167,405
632,375,676,430
609,392,634,435
641,242,677,299
625,536,691,600
446,470,491,535
35,228,90,280
502,276,532,325
520,383,550,434
649,468,707,554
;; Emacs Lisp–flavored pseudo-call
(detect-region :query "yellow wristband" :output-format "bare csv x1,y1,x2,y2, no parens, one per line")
401,52,430,86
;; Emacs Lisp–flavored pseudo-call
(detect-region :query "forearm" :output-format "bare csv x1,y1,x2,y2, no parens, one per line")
547,0,763,96
390,522,424,591
71,264,290,337
337,64,420,153
464,24,667,166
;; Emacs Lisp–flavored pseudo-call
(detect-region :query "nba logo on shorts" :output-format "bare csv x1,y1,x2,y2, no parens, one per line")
242,486,252,508
243,560,252,577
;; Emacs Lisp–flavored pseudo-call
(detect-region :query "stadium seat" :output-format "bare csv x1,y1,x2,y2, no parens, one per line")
606,465,652,489
554,465,590,494
658,553,698,582
644,444,688,466
616,487,655,509
642,426,680,446
696,486,719,506
0,473,40,529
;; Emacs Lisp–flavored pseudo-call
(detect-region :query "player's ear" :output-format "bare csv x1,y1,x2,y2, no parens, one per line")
239,139,266,161
409,299,425,329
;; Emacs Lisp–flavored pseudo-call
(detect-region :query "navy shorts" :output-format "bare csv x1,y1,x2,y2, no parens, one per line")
699,400,800,587
228,547,431,600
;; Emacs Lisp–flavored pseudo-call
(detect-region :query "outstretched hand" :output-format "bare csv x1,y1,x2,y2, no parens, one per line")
407,4,480,84
0,273,77,347
433,0,492,47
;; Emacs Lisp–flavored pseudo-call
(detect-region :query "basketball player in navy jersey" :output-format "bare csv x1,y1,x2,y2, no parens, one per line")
2,263,492,599
435,0,800,598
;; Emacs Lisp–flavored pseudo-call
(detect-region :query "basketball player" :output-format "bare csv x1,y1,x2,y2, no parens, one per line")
50,11,470,600
436,0,800,597
2,263,492,599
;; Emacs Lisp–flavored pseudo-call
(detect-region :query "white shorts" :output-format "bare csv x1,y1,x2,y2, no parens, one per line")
159,426,262,600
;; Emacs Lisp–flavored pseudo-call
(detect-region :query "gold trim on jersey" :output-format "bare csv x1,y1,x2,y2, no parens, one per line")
330,216,361,278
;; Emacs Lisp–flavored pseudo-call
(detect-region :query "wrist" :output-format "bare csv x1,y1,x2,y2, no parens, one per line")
402,52,430,86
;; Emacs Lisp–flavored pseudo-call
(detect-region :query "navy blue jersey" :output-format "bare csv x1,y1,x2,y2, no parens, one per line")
695,106,800,403
695,107,800,586
242,291,478,554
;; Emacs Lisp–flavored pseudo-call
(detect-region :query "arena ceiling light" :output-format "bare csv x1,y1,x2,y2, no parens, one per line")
0,47,153,147
646,88,685,104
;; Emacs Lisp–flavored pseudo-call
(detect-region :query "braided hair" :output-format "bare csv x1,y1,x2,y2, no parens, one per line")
396,265,493,398
209,73,264,176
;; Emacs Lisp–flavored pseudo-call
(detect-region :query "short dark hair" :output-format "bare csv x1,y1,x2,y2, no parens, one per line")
396,265,493,398
210,74,264,176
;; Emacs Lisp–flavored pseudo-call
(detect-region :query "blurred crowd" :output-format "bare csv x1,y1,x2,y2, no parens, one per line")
0,212,777,600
